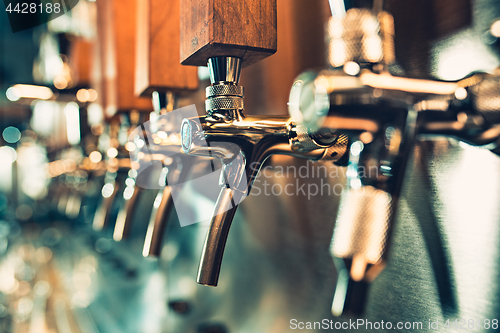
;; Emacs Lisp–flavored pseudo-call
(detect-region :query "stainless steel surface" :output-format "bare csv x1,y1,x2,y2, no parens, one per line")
143,186,174,257
113,185,143,241
208,57,242,85
205,57,245,118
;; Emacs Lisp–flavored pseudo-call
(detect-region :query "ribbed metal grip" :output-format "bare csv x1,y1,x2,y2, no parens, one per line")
332,185,392,264
472,76,500,125
320,134,349,162
206,84,244,98
326,9,395,67
205,57,245,118
205,96,244,113
290,124,319,151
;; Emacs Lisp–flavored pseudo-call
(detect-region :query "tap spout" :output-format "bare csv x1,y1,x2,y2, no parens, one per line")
143,186,174,257
113,185,143,241
143,157,193,257
197,186,245,286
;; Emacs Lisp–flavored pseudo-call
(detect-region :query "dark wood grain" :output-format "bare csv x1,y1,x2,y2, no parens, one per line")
135,0,199,97
180,0,277,67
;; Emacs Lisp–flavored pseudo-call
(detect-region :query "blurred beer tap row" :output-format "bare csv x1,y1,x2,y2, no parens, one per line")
0,0,500,332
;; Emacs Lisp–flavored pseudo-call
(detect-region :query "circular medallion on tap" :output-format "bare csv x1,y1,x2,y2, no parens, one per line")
181,119,192,153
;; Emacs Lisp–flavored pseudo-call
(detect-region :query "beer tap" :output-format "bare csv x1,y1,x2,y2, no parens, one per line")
92,0,153,234
139,92,197,257
117,0,200,256
289,0,500,317
417,73,500,152
179,0,349,287
93,120,135,232
288,0,418,316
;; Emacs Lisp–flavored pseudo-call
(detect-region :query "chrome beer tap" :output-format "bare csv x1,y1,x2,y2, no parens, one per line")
140,91,195,257
181,56,349,286
290,0,500,317
287,0,470,316
93,118,140,234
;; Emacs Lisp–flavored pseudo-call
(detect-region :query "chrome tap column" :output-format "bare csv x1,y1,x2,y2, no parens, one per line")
289,4,422,316
290,0,500,317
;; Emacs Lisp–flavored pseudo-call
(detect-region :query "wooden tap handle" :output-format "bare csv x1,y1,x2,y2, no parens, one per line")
135,0,199,97
180,0,277,67
97,0,152,115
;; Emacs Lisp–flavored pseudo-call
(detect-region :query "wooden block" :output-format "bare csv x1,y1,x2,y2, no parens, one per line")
98,0,153,115
180,0,277,67
136,0,199,97
95,0,109,114
69,38,93,87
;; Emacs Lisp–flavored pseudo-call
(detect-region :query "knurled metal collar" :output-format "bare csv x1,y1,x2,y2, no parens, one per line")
290,124,320,151
320,134,349,162
206,84,244,98
205,96,244,114
471,76,500,125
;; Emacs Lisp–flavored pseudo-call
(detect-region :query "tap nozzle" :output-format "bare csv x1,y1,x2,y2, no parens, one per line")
143,186,174,257
142,156,192,257
113,185,143,241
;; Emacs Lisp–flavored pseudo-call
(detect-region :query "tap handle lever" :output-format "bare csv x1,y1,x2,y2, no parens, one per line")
180,0,277,67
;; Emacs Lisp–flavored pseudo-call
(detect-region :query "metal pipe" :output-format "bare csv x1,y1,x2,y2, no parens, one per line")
143,186,174,257
113,185,143,241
